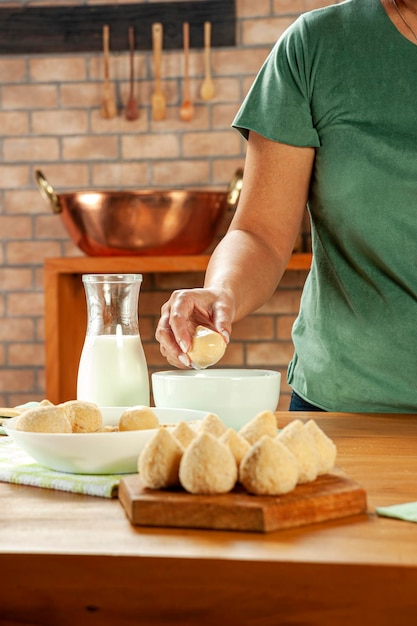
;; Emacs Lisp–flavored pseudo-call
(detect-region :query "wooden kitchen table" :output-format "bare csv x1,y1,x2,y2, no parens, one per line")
1,411,417,626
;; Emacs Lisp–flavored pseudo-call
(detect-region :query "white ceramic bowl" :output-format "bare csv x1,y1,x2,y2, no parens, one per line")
3,407,208,475
152,369,281,430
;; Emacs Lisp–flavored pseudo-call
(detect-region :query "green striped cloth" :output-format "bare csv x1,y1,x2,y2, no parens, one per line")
0,436,124,498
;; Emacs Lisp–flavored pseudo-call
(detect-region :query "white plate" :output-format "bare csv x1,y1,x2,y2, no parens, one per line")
3,407,208,475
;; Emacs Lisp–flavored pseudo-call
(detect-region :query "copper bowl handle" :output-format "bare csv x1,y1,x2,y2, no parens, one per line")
227,168,243,209
35,170,62,214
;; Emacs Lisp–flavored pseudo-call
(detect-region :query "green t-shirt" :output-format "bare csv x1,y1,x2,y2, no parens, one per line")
233,0,417,412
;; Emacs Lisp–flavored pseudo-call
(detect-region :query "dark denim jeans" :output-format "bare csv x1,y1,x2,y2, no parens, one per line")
289,391,325,412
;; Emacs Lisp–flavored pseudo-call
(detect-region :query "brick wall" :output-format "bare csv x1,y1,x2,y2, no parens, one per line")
0,0,335,410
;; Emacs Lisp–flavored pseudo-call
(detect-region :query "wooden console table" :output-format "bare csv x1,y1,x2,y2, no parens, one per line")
44,254,312,404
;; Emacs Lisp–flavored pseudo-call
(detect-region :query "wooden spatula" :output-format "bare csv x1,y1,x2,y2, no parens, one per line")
125,26,139,120
100,24,117,119
151,22,166,121
200,21,215,101
180,22,194,121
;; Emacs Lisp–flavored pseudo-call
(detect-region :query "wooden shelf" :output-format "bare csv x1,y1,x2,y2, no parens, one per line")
44,253,311,404
0,1,235,55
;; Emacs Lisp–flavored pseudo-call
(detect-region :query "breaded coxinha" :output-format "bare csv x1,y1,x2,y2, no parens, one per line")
187,325,226,369
304,419,337,474
61,400,102,433
199,412,227,438
119,406,159,431
239,436,300,495
179,431,237,495
138,427,184,490
171,420,197,448
16,405,72,434
220,428,250,467
276,419,319,484
238,410,278,445
137,411,338,497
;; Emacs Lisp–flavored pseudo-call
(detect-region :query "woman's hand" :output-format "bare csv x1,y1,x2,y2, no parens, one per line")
155,286,234,368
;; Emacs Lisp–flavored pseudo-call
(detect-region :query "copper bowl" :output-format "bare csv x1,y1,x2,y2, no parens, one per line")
35,170,242,257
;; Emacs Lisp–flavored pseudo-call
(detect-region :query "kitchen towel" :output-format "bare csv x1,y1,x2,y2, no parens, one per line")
375,502,417,523
0,436,124,498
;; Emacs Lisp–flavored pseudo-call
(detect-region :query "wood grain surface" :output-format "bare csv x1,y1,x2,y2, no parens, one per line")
119,469,367,532
1,411,417,626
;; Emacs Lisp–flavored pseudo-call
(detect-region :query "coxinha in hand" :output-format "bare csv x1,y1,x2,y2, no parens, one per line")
187,325,227,369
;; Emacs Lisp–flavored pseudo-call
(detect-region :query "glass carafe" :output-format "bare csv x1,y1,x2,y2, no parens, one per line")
77,274,149,407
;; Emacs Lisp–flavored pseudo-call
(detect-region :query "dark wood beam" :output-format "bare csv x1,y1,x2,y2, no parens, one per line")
0,1,236,54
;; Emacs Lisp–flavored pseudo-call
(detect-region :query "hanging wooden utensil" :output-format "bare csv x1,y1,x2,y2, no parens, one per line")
180,22,194,121
151,22,166,121
100,24,117,119
200,21,215,101
125,26,139,120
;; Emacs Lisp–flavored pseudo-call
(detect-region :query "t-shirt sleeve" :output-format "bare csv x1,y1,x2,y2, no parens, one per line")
232,16,321,148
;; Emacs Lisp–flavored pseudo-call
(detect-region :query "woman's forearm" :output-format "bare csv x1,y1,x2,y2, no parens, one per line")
204,228,288,322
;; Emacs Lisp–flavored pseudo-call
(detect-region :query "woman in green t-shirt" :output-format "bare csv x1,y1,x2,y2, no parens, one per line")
155,0,417,413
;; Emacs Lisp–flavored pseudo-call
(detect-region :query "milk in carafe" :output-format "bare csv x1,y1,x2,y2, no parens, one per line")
77,274,149,407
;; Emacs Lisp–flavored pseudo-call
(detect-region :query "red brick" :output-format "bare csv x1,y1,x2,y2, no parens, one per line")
0,268,33,290
4,138,59,162
276,315,297,340
246,341,294,366
0,319,35,342
6,241,62,265
0,112,29,135
62,136,119,161
8,343,45,367
7,292,45,317
0,216,32,240
0,371,35,394
232,315,274,340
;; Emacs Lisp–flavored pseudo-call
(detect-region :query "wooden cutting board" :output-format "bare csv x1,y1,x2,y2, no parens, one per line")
118,468,367,533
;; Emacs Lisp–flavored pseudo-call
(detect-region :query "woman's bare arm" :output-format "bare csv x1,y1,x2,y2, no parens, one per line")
204,131,315,320
155,131,315,367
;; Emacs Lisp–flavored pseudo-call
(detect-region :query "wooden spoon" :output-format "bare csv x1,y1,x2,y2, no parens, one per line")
180,22,194,121
151,22,166,121
125,26,139,121
200,21,215,101
100,24,117,119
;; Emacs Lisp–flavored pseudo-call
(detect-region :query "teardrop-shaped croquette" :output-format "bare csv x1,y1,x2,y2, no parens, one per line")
179,431,237,494
238,410,278,445
304,419,337,474
138,427,184,489
199,412,227,438
239,436,300,495
276,419,319,484
220,428,251,467
172,420,197,448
